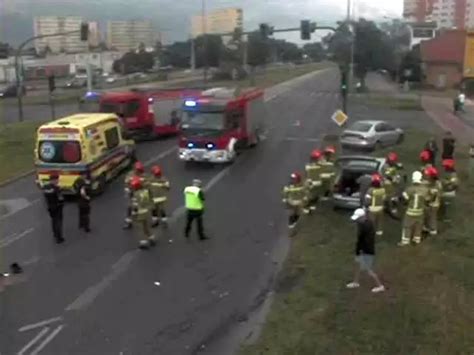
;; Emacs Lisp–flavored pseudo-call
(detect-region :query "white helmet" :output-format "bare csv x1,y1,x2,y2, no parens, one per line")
412,171,423,184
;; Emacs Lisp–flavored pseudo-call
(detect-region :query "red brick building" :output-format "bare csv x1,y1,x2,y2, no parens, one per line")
420,30,466,89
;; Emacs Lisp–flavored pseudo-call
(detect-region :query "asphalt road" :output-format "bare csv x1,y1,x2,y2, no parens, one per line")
0,68,342,355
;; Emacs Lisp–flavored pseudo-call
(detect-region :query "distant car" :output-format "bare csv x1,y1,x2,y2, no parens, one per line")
0,84,25,98
332,155,386,209
66,77,87,89
340,120,404,151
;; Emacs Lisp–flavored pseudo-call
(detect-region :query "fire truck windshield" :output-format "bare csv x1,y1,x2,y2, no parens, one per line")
181,111,225,133
100,100,140,117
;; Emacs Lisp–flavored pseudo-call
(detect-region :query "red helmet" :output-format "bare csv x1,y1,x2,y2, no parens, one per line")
420,150,431,163
134,161,145,174
371,173,382,187
310,149,322,161
442,159,455,171
324,146,336,155
387,152,398,164
151,165,162,177
290,172,302,184
129,176,143,190
424,166,439,179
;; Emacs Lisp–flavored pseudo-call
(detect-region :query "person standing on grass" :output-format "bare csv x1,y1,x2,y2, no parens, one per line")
424,137,438,166
346,208,385,294
442,131,456,160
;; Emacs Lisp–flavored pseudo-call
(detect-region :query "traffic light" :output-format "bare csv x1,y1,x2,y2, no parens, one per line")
259,23,273,38
300,20,317,40
80,22,89,41
48,75,56,93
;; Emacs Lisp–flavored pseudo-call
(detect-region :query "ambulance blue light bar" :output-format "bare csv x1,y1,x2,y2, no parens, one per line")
184,100,197,107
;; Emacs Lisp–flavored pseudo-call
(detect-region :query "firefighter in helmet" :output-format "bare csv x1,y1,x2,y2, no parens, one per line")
420,150,433,185
365,173,386,236
320,146,337,201
382,152,403,201
399,171,429,247
304,149,323,211
123,161,148,229
130,176,156,250
148,165,170,227
441,159,459,223
423,166,442,236
282,172,309,230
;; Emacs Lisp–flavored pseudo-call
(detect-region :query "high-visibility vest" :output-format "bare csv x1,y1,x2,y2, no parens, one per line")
367,187,386,212
132,189,151,221
403,185,427,217
305,163,322,183
319,160,335,179
184,186,204,210
442,172,459,192
428,181,442,208
384,166,401,184
283,184,306,205
149,177,170,204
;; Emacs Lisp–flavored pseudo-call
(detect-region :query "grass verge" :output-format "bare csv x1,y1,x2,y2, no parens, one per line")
356,95,424,111
0,121,41,184
241,130,474,355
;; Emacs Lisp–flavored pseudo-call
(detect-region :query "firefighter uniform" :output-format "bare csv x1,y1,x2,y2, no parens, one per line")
319,159,335,201
425,179,442,235
123,162,149,229
383,163,403,200
148,166,170,227
282,173,308,229
130,178,155,249
400,172,428,246
305,150,323,211
441,166,459,223
365,185,386,236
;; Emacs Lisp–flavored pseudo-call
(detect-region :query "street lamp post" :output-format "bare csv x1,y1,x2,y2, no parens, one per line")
202,0,208,83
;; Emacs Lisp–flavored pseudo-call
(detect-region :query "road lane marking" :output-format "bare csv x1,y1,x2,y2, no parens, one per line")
144,146,178,166
65,251,139,311
30,325,65,355
0,228,34,249
284,137,321,143
19,316,63,332
18,327,50,355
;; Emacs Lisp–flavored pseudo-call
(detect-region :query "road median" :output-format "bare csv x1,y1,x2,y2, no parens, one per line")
241,130,474,354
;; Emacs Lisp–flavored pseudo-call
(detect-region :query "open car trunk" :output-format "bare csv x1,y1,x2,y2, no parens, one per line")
334,170,373,198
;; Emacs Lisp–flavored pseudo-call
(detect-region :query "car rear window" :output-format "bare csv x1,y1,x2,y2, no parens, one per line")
348,122,373,132
38,140,82,163
338,159,380,171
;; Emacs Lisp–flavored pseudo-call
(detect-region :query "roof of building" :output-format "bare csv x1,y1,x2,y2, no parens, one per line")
420,30,466,64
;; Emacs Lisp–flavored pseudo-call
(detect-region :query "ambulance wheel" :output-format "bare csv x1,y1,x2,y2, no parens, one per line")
94,174,107,195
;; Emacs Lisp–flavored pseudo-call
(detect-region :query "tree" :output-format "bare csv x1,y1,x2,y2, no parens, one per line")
247,31,270,66
160,40,191,68
194,34,223,68
112,50,155,74
302,42,325,62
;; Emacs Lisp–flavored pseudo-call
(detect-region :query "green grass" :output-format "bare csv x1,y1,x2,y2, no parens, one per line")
241,130,474,355
0,121,41,183
356,95,424,111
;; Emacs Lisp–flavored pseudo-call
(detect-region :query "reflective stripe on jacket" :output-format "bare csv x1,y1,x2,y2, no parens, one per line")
305,163,322,182
403,185,427,217
283,184,306,205
367,187,386,212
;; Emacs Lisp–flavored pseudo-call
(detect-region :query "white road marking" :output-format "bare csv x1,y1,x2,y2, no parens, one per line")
284,137,321,143
144,146,178,166
264,95,277,102
65,251,138,311
18,327,50,355
19,317,63,332
30,325,65,355
0,228,34,249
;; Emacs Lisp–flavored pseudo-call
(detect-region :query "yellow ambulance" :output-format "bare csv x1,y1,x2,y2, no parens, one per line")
35,113,136,194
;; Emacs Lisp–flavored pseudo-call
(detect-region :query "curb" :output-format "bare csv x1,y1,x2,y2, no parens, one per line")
0,169,35,188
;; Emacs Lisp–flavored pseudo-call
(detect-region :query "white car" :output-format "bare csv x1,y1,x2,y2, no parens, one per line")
340,120,404,151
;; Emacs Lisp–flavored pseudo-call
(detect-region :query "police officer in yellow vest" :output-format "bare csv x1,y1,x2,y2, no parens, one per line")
282,172,309,229
184,179,208,240
423,166,442,236
130,176,156,250
364,173,386,236
305,149,323,211
149,165,170,227
399,171,428,247
320,146,337,201
441,159,459,223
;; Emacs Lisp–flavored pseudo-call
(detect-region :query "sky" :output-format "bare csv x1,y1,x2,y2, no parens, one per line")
0,0,404,44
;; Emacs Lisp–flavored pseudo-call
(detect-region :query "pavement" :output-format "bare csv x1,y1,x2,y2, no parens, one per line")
0,68,344,355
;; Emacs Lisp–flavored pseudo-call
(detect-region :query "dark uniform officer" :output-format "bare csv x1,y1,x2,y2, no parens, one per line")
42,173,65,244
76,177,92,232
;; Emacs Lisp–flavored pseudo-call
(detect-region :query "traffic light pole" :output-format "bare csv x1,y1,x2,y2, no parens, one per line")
14,30,80,122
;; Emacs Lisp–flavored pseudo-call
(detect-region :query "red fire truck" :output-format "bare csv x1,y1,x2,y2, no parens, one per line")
98,88,202,140
178,87,266,163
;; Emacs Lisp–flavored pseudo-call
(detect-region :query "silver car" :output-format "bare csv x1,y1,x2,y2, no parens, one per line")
340,120,404,151
332,155,386,209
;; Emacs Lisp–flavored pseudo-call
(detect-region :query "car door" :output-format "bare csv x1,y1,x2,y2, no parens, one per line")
374,123,388,145
383,123,399,144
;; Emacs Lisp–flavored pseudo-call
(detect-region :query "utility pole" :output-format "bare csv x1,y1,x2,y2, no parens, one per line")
190,37,196,71
202,0,208,83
